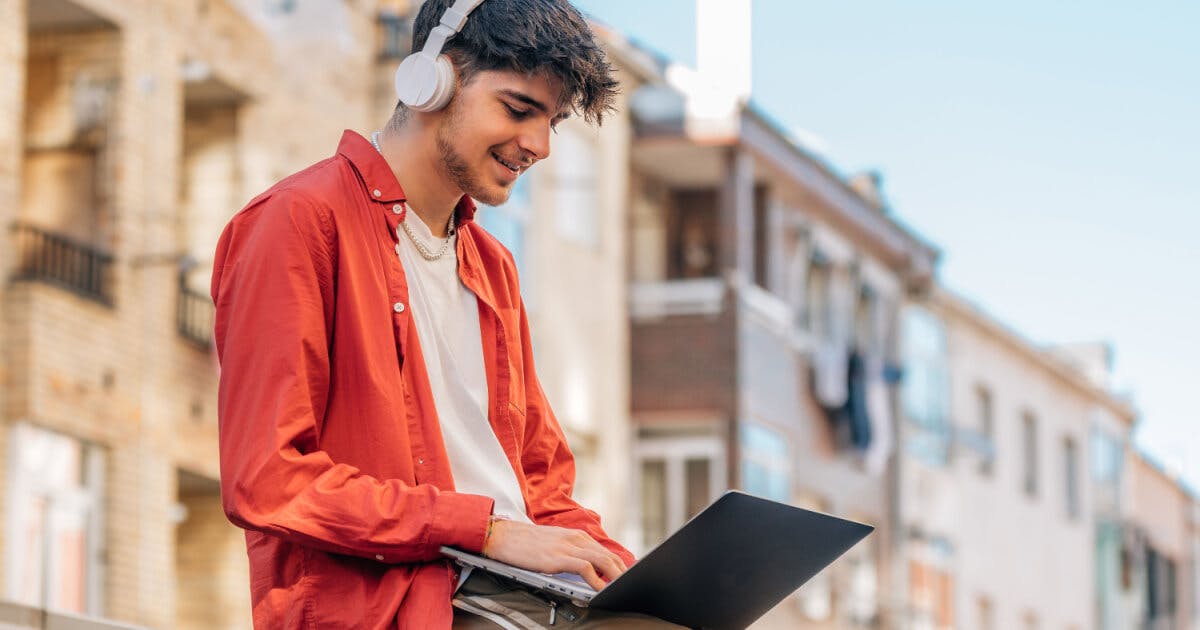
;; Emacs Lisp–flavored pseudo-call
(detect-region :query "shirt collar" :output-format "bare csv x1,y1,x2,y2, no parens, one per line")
336,129,478,226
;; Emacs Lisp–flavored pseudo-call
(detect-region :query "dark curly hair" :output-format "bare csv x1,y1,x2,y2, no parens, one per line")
398,0,618,125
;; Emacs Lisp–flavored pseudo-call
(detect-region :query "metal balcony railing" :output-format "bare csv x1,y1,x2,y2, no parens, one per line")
11,222,114,305
177,279,214,348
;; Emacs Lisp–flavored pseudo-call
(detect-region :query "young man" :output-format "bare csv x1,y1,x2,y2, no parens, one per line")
211,0,683,627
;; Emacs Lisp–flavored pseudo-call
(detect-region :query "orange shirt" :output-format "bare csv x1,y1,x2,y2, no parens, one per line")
211,130,633,629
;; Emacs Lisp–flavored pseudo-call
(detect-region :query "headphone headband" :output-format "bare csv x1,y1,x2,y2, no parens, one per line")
421,0,486,57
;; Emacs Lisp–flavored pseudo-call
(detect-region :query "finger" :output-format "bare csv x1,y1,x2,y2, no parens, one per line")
576,546,624,584
570,558,606,591
608,549,628,574
589,548,624,581
593,546,626,577
563,531,626,577
602,553,626,581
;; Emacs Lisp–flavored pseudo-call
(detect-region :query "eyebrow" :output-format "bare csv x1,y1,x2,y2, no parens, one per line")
498,89,571,122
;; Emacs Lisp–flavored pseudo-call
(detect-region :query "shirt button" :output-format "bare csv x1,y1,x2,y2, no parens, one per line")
393,302,405,313
392,204,403,214
375,554,385,561
373,189,382,197
418,458,424,465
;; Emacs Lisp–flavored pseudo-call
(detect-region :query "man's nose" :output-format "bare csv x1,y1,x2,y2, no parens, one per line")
518,122,551,162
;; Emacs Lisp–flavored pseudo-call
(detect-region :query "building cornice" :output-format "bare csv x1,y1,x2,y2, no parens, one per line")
932,285,1138,425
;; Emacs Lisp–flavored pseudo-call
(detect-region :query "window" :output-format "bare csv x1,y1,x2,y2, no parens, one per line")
843,524,879,626
753,185,769,289
853,285,878,354
666,189,718,279
1021,412,1038,498
976,386,995,476
551,125,599,249
635,434,725,555
1090,429,1122,484
1094,520,1123,630
781,222,812,330
478,174,533,302
639,459,667,548
908,537,955,630
796,493,833,621
1147,547,1161,620
1090,428,1123,515
804,257,832,339
1146,546,1179,623
900,306,951,466
1164,555,1177,620
739,422,789,502
4,423,106,614
1064,437,1080,520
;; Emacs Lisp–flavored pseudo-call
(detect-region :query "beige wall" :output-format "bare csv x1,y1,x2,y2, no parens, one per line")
1128,452,1193,629
1130,455,1190,558
905,290,1136,630
520,57,639,540
175,484,250,630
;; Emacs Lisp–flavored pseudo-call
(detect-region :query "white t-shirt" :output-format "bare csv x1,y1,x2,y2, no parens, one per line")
395,209,531,523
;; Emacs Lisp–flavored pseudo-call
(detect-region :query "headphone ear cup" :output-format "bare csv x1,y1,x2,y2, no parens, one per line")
394,52,457,112
425,54,457,111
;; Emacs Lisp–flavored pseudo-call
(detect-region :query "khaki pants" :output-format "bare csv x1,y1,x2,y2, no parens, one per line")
451,570,690,629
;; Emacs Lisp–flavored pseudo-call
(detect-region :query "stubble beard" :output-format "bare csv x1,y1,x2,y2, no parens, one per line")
435,103,510,207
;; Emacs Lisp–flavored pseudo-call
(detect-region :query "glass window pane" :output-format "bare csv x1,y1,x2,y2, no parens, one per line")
684,458,710,520
6,424,101,614
1064,438,1079,519
640,460,667,549
741,423,787,458
976,386,995,476
900,306,951,466
740,423,789,502
1090,429,1122,484
1022,414,1038,497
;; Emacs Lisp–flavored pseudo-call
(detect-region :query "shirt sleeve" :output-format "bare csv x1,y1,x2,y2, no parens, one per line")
211,189,493,563
511,295,637,568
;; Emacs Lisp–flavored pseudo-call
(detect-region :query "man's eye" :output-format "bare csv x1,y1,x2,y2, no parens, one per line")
505,104,530,119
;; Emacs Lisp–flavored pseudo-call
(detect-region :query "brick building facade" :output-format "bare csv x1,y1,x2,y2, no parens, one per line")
0,1,385,627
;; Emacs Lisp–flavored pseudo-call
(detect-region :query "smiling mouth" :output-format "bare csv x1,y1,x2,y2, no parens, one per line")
491,152,525,175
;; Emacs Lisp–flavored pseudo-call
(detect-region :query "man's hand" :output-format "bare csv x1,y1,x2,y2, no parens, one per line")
483,520,627,591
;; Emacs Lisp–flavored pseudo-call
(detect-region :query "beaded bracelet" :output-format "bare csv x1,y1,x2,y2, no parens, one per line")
482,515,507,557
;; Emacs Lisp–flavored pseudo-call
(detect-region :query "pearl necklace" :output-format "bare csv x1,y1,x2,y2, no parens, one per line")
371,130,456,261
401,210,456,261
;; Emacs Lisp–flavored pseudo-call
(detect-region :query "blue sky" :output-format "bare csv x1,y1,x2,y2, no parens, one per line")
573,0,1200,490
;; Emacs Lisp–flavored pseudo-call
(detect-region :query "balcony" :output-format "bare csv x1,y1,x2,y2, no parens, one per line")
629,278,736,415
11,223,114,306
629,277,725,320
176,280,214,348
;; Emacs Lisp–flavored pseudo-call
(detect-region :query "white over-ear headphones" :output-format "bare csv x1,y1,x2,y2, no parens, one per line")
394,0,487,112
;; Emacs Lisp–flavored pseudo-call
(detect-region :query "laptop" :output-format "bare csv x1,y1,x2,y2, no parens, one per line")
441,490,874,629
